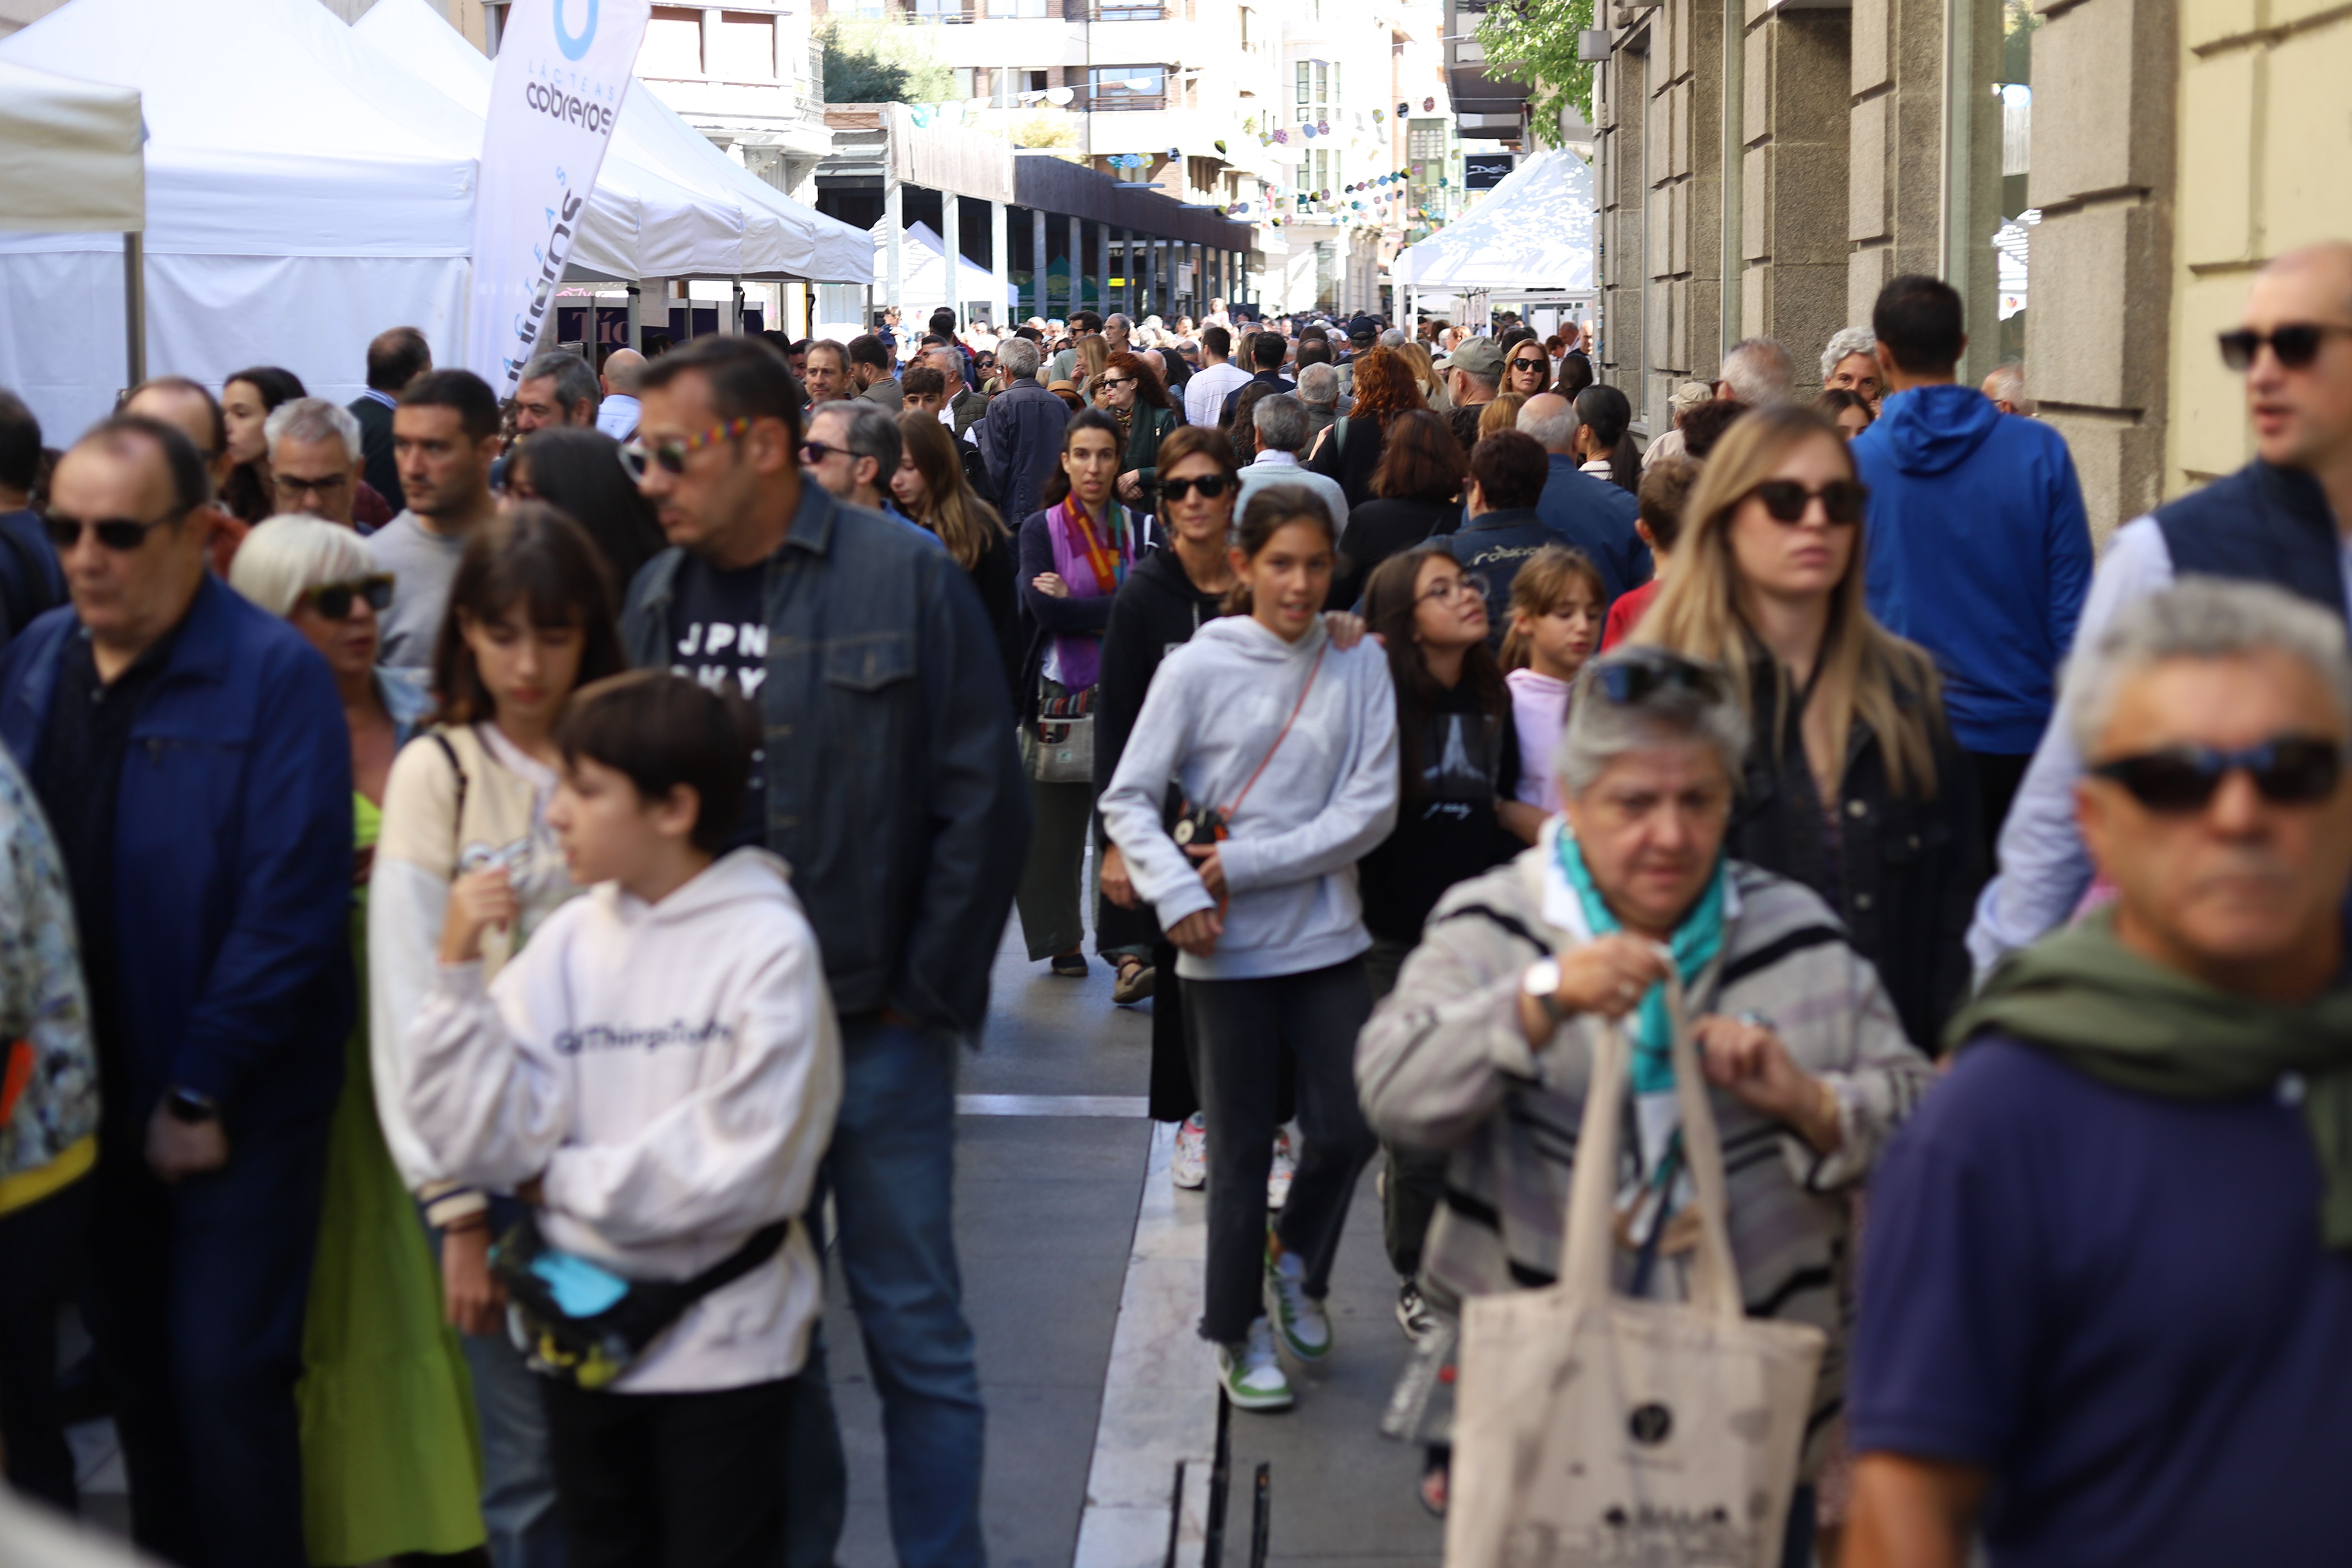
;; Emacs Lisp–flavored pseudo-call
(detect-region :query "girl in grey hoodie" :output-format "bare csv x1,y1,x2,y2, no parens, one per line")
1100,484,1400,1412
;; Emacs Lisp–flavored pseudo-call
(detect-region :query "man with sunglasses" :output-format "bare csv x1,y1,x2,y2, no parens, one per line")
1852,274,2093,864
1971,240,2352,976
1848,579,2352,1568
0,416,353,1566
621,337,1027,1568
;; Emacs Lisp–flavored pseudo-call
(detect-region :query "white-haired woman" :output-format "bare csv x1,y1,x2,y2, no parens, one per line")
1357,645,1933,1559
227,518,482,1563
1821,326,1882,408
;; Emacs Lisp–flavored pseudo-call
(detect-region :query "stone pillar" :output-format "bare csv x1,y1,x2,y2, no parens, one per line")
1642,0,1731,420
990,200,1010,328
1740,0,1850,400
1846,0,1946,329
941,192,961,323
1031,207,1049,323
2033,0,2174,534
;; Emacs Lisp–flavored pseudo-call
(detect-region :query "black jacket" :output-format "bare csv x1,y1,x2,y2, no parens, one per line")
1727,650,1982,1053
1307,411,1384,510
1334,495,1458,611
1219,369,1296,429
349,393,403,513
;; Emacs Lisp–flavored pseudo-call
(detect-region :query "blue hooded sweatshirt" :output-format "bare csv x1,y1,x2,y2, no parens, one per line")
1855,383,2093,754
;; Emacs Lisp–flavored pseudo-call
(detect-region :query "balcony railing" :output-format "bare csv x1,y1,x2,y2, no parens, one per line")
894,0,1196,18
1080,90,1170,111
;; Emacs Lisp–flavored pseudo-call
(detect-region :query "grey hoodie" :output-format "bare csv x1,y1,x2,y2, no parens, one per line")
1099,615,1399,981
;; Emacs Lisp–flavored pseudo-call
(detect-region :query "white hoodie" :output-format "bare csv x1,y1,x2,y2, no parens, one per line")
401,848,842,1393
1100,615,1399,981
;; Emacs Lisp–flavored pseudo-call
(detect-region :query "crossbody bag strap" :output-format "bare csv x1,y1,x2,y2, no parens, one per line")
429,729,469,830
1219,639,1328,822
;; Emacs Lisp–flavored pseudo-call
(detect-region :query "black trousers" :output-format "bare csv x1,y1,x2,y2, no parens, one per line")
0,1174,92,1511
541,1375,797,1568
1364,937,1448,1282
1969,749,2033,870
1187,959,1379,1344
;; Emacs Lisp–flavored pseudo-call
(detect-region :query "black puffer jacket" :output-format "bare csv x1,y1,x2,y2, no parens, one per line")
1727,649,1983,1054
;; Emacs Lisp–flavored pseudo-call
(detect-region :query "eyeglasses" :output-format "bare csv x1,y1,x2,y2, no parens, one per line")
299,575,395,621
1416,575,1481,606
43,506,178,552
1160,474,1232,501
1098,377,1137,389
273,472,350,498
1588,649,1729,708
620,418,752,479
2089,736,2346,812
2217,324,2352,372
1747,479,1868,526
800,441,854,465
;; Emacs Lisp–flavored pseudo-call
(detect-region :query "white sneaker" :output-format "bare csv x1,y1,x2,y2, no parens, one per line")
1267,1129,1297,1209
1215,1318,1294,1410
1171,1115,1208,1190
1265,1243,1332,1362
1395,1280,1438,1344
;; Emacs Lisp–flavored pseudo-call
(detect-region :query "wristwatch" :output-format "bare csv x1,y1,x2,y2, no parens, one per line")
1522,959,1569,1028
162,1087,219,1125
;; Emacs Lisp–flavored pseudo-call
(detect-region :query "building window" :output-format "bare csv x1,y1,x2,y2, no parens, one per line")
638,6,704,77
912,0,961,16
1028,68,1050,92
1088,64,1166,110
710,12,776,80
987,0,1049,15
1096,1,1165,17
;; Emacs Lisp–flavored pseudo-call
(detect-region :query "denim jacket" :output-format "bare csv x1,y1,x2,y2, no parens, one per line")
623,482,1031,1035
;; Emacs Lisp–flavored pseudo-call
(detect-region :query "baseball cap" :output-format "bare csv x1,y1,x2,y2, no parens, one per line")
1448,338,1505,379
1348,314,1380,343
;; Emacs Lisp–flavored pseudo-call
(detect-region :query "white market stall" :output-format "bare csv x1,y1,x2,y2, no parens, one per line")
0,58,144,394
1392,149,1598,333
843,220,1015,339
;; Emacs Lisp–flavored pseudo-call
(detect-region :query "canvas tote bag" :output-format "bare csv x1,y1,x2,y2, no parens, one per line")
1445,958,1826,1568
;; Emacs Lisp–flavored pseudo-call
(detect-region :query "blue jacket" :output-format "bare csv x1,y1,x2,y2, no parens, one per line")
982,378,1072,533
0,577,354,1132
1855,384,2093,754
623,482,1031,1035
1535,455,1649,603
1448,505,1557,653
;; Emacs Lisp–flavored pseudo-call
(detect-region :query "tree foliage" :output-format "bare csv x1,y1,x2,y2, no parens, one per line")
819,15,952,107
1474,0,1597,148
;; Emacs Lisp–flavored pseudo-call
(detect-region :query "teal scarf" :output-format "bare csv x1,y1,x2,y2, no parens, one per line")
1556,832,1728,1093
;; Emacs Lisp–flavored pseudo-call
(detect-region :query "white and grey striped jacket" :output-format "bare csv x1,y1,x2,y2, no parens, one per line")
1357,828,1935,1458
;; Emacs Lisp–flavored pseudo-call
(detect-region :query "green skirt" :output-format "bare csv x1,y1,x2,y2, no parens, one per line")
297,1027,488,1563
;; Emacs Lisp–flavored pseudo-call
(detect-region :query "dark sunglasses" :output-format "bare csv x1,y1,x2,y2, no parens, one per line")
1160,474,1231,501
1589,649,1728,708
300,575,395,621
1748,478,1868,525
43,507,178,552
1098,377,1136,389
800,441,854,465
1508,357,1547,372
2089,736,2346,812
2217,324,2352,372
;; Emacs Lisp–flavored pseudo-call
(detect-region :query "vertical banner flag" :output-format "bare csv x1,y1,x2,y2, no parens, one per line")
467,0,652,395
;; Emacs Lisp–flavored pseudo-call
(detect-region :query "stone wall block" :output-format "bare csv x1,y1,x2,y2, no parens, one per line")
1649,182,1676,279
2031,0,2170,205
1847,242,1894,324
2038,414,2168,544
1744,23,1770,145
1670,78,1694,178
1852,0,1892,92
2177,51,2254,266
2263,23,2352,248
1849,94,1890,241
2177,0,2256,47
1671,176,1692,275
2028,199,2169,411
1743,142,1770,260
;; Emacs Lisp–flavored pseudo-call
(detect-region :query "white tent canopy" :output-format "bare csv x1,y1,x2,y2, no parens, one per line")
355,0,871,285
1392,149,1596,294
0,59,142,233
873,220,1017,316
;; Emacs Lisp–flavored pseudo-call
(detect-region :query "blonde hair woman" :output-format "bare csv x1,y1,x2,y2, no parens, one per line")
1635,404,1978,1053
1072,334,1112,398
1396,340,1452,411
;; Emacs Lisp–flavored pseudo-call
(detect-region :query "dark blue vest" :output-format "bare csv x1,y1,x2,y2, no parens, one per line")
2154,461,2346,617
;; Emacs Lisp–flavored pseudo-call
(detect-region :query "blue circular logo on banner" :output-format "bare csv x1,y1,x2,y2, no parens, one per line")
554,0,599,61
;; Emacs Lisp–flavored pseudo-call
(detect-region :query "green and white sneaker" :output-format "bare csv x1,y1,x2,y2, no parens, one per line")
1216,1318,1294,1410
1265,1242,1332,1362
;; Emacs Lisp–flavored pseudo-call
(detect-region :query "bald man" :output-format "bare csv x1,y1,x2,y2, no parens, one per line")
597,347,648,442
1972,239,2352,971
121,378,245,574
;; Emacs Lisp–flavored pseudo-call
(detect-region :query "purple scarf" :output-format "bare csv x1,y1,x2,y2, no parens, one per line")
1043,498,1133,692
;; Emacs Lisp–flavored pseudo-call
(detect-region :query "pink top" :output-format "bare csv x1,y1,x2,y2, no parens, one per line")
1505,667,1571,812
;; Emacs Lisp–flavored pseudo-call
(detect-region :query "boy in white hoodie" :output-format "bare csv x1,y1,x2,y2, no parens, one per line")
403,671,842,1568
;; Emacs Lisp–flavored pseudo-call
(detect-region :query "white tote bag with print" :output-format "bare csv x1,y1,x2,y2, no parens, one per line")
1444,972,1826,1568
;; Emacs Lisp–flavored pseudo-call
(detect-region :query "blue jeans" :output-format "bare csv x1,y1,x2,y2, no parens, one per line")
424,1196,568,1568
792,1014,986,1568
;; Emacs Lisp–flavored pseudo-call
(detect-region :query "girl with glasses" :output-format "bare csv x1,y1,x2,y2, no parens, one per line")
1633,405,1978,1054
225,517,483,1563
367,504,628,1568
1016,410,1137,979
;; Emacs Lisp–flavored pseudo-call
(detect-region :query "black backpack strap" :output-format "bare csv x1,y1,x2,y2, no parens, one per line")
430,729,469,826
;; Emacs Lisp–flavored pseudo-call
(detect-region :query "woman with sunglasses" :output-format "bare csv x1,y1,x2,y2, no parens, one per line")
1502,341,1551,400
1017,410,1138,978
1096,350,1183,516
369,504,628,1568
219,366,308,527
226,517,487,1563
1635,405,1978,1052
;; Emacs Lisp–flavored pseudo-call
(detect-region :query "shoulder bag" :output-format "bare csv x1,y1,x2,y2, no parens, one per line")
1443,905,1825,1568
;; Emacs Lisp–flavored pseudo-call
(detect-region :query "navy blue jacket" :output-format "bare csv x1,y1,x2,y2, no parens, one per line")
1856,383,2093,754
1448,505,1557,653
623,482,1031,1035
0,577,354,1130
983,378,1073,533
2155,460,2346,617
1534,455,1648,603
